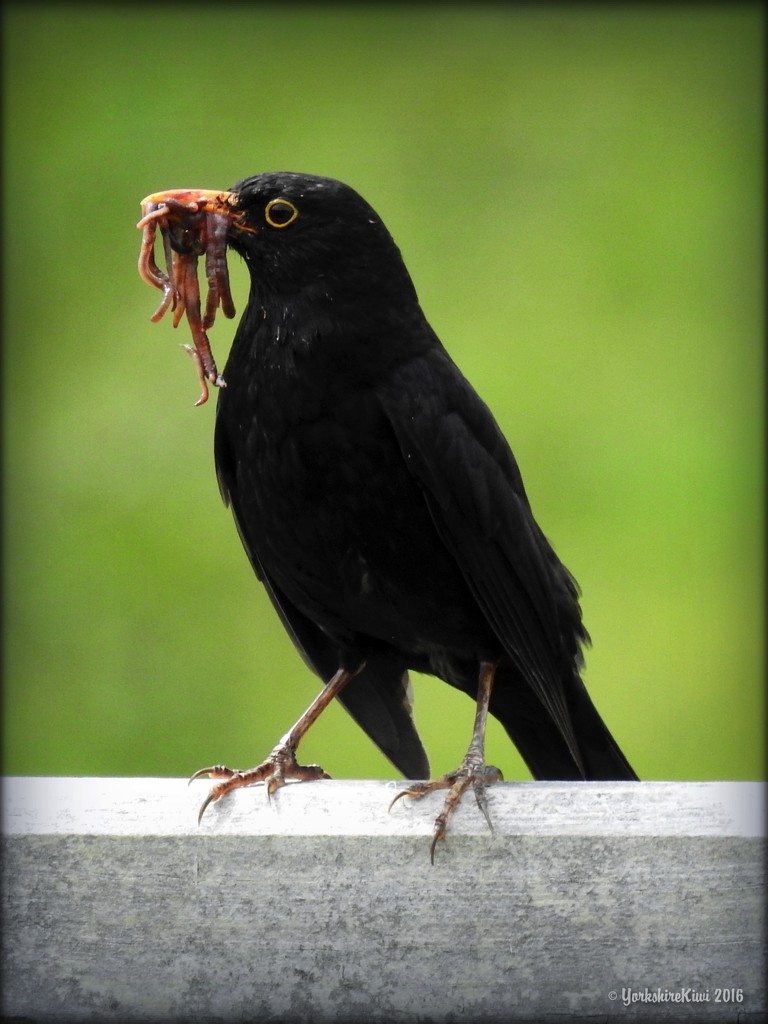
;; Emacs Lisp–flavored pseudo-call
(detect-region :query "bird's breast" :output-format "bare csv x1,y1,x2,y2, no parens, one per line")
215,352,487,655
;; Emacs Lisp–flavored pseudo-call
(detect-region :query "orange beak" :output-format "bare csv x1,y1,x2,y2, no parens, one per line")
140,187,236,211
138,189,257,237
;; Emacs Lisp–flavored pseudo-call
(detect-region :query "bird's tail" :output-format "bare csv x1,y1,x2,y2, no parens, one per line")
490,667,637,781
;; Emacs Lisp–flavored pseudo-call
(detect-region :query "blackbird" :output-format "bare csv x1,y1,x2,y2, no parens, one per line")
145,172,637,859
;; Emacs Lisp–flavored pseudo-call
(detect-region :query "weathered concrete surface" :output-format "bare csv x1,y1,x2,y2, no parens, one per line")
1,777,765,1022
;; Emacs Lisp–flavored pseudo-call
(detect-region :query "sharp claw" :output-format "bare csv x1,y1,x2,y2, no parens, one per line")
197,790,217,824
188,749,329,822
188,764,234,785
429,832,443,866
391,761,501,860
265,775,283,802
389,779,444,813
388,789,411,813
473,782,494,834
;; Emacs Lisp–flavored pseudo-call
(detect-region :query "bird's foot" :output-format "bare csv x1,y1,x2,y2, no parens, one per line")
190,743,330,823
390,755,503,863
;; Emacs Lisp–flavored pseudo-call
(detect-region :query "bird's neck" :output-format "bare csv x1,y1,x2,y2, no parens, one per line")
229,274,431,387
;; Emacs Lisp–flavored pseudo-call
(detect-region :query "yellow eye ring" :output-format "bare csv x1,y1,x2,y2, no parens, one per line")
265,198,299,229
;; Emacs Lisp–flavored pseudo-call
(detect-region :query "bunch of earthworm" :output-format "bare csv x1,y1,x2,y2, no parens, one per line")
137,192,236,405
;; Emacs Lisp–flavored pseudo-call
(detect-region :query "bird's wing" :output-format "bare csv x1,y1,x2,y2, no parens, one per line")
377,346,586,771
214,450,430,780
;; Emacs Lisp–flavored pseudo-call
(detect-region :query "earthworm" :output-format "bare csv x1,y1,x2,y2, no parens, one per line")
137,194,235,405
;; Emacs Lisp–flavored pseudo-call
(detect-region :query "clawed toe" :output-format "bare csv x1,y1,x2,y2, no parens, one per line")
189,746,330,822
188,764,241,785
390,760,502,863
388,779,438,811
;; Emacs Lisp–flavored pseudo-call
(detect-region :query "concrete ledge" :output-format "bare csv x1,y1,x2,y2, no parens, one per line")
1,778,765,1022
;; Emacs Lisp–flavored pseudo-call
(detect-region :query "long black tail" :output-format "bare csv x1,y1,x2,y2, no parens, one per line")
490,668,638,781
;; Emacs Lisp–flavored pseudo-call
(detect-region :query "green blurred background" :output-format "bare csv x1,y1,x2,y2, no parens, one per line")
2,4,763,785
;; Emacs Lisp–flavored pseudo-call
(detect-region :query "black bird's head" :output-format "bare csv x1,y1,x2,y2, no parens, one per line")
223,172,417,304
138,173,429,396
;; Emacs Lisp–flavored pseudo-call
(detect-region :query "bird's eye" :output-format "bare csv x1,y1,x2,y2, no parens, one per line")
265,198,299,229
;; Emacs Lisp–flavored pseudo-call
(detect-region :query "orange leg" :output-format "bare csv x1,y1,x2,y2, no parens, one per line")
190,666,356,823
390,660,502,863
